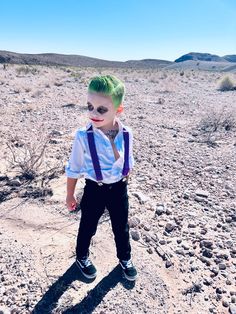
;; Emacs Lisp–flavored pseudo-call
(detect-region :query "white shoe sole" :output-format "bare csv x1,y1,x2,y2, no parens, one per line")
122,271,138,281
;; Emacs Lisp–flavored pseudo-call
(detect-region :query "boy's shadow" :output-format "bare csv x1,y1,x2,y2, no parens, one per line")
33,262,135,314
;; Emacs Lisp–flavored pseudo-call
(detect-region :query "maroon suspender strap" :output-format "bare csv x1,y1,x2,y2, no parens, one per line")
122,127,130,176
86,125,130,182
87,125,103,181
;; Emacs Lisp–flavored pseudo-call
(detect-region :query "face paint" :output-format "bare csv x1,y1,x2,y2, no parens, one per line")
87,92,119,130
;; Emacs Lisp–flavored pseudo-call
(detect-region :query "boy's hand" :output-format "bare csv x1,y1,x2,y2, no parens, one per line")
66,195,77,212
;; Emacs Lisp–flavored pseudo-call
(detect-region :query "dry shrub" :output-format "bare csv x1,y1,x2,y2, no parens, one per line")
218,76,235,91
6,133,50,180
5,130,63,199
16,66,39,75
198,108,236,146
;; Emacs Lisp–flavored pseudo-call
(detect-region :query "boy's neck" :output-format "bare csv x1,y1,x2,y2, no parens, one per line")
98,120,119,132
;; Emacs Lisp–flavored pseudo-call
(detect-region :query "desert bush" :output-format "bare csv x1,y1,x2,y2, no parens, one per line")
25,87,31,93
16,66,39,75
198,108,236,146
6,131,63,185
218,76,235,91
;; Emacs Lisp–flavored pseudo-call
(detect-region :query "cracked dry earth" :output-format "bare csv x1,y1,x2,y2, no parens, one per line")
0,64,236,314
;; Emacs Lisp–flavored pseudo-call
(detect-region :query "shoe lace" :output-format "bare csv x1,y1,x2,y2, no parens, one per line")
122,259,133,268
81,258,92,267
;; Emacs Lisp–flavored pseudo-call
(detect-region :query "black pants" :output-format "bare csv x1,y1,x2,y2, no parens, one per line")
76,178,131,261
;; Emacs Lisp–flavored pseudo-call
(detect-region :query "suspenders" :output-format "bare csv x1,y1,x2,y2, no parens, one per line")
87,125,130,184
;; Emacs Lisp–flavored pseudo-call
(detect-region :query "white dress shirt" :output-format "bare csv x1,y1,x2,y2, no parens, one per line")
65,119,134,184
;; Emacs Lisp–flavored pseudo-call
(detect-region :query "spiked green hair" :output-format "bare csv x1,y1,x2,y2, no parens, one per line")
88,75,125,109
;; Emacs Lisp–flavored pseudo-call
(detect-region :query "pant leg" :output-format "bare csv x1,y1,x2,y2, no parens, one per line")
76,181,106,259
106,180,131,261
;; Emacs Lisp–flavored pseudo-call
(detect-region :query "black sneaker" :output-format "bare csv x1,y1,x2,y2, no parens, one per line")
76,257,97,279
119,259,137,281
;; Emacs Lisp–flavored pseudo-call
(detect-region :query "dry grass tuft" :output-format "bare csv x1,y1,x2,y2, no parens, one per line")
218,76,235,91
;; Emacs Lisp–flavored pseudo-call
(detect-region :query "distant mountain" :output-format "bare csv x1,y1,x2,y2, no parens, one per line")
175,52,226,63
223,55,236,62
1,50,235,71
0,51,172,68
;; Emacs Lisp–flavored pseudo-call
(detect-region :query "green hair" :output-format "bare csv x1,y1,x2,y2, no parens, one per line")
88,75,125,109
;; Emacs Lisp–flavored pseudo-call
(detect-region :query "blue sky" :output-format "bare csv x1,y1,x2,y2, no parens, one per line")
0,0,235,61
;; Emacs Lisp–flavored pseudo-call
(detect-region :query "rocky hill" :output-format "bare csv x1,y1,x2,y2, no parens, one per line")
0,50,171,68
175,52,236,63
1,50,236,73
224,55,236,62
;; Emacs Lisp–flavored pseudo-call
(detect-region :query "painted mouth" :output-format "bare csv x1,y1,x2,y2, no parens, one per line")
90,118,104,122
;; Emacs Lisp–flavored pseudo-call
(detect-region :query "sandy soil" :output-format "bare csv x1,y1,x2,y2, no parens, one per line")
0,64,236,314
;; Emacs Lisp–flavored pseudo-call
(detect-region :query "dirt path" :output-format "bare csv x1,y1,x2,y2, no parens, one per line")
0,198,172,313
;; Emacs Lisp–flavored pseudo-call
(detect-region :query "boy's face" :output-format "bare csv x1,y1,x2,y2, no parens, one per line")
87,92,119,129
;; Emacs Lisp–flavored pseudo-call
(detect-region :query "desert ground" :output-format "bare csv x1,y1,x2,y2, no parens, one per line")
0,64,236,314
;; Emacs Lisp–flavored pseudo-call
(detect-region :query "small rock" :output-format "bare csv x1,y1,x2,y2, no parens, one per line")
165,260,172,268
229,304,236,314
188,222,197,228
0,307,10,314
226,217,233,223
216,287,223,294
195,189,209,198
7,179,21,187
194,196,206,202
132,191,150,204
203,277,213,286
202,248,213,258
143,233,152,243
215,249,229,260
166,208,172,215
50,130,63,136
200,240,214,249
129,217,140,228
165,222,177,233
181,242,190,250
219,263,227,270
0,175,8,181
175,249,185,256
216,293,222,301
147,247,153,254
183,191,190,199
155,204,166,216
222,299,229,307
190,265,198,272
199,256,211,266
130,230,140,241
143,224,151,231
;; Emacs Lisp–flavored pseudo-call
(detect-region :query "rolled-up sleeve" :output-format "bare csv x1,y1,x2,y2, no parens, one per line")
65,131,85,178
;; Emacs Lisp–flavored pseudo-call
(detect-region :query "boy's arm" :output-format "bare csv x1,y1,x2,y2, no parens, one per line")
65,131,84,210
67,177,78,196
66,177,78,210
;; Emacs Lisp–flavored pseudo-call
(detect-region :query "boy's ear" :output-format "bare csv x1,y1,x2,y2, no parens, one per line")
116,104,124,113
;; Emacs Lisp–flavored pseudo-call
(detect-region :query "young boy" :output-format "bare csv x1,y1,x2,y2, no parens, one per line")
65,75,137,281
